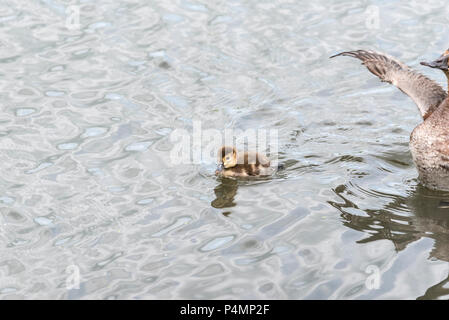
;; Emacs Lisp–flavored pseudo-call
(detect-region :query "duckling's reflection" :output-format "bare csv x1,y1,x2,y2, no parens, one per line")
329,183,449,299
329,184,449,259
211,177,239,210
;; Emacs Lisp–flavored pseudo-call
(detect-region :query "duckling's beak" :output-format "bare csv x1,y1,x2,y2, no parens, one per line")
420,55,449,70
215,163,224,174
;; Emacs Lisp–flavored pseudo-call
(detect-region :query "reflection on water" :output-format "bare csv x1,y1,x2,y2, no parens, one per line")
330,184,449,262
418,273,449,300
1,0,449,299
330,182,449,299
211,175,284,213
211,178,238,212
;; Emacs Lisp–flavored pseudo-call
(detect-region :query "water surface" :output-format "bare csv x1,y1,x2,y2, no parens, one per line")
1,0,449,299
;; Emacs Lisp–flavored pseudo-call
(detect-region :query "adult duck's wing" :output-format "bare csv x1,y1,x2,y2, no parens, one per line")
330,50,447,119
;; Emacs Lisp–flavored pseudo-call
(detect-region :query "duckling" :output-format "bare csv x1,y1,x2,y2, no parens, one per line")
331,49,449,191
215,146,273,177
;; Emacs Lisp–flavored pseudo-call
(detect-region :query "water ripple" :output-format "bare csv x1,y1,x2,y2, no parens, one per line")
0,0,448,300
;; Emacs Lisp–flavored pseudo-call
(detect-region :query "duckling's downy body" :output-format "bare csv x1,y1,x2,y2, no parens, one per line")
331,49,449,191
215,146,273,177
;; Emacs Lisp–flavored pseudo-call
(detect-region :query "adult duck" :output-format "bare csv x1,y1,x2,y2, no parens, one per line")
331,49,449,191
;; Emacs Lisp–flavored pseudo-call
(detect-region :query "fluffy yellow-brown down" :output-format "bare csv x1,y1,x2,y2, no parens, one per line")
215,146,272,177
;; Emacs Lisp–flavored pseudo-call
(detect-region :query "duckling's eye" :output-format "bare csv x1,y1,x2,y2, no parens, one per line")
225,156,230,161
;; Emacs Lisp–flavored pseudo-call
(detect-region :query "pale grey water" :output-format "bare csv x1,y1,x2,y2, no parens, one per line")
1,0,449,299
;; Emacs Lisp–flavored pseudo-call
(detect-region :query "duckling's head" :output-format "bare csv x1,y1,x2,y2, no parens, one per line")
218,146,237,169
420,49,449,74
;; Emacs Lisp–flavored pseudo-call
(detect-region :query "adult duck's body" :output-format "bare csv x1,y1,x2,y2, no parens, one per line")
331,49,449,191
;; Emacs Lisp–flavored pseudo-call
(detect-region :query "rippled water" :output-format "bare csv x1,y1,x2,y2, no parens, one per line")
1,0,449,299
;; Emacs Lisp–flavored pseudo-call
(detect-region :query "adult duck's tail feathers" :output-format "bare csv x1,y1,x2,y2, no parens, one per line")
330,50,447,119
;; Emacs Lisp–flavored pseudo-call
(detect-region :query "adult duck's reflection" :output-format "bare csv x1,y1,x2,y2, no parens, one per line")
417,273,449,300
211,177,239,212
329,183,449,260
329,183,449,299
